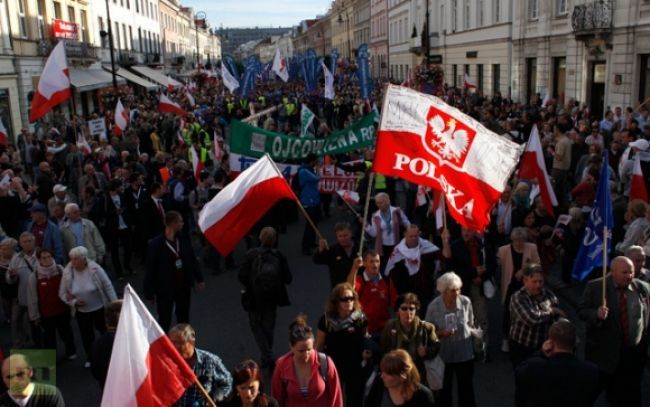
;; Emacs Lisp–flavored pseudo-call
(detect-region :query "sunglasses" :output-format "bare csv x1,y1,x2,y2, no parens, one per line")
339,296,355,303
399,306,417,312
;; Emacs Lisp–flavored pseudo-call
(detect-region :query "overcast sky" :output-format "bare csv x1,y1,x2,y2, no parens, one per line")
180,0,332,29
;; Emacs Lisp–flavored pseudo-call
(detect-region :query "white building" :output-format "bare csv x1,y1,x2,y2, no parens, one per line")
388,0,420,81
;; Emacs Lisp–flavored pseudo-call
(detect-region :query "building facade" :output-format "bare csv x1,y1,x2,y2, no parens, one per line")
370,0,388,78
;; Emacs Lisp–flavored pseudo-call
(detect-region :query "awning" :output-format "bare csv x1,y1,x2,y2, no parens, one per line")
109,67,159,90
132,65,182,88
68,68,126,92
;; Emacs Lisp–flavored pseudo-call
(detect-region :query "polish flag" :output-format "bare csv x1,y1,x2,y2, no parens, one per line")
0,118,7,146
464,73,478,89
630,153,649,202
415,185,429,207
159,93,188,117
199,154,295,255
272,48,289,82
190,146,203,181
432,190,446,230
76,134,92,156
373,85,523,231
336,189,360,205
114,98,128,135
29,41,71,123
167,76,182,92
213,132,224,162
518,125,558,216
101,285,196,407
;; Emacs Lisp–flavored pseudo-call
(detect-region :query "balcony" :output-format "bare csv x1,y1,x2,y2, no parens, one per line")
571,1,613,39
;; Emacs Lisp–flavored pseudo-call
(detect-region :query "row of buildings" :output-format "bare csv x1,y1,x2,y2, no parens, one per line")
244,0,649,123
0,0,223,140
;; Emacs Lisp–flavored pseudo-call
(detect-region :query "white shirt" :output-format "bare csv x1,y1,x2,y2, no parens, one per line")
71,269,104,312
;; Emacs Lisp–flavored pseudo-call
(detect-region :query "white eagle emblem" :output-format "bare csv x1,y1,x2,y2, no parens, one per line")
428,115,469,162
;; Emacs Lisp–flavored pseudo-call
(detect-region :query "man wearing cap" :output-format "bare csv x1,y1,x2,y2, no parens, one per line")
47,184,76,216
25,204,64,264
619,138,649,197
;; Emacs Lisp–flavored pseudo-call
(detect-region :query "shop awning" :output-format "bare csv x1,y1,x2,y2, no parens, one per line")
68,68,126,92
108,67,159,90
131,65,182,89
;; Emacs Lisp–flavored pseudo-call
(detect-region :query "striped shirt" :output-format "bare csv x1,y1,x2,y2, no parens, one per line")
509,287,559,349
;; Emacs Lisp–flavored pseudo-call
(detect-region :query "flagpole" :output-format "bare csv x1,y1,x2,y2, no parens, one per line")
357,172,375,258
266,154,323,241
602,225,608,307
339,194,362,219
194,378,218,407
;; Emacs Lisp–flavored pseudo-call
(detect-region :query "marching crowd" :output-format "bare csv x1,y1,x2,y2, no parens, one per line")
0,71,649,407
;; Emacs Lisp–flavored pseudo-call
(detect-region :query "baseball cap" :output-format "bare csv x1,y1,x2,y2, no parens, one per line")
629,139,649,151
52,184,67,194
29,203,47,213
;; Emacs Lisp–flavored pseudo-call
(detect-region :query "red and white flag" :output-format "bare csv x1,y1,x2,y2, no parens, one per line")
159,93,188,117
199,154,295,255
190,146,204,181
464,73,478,89
0,118,7,146
518,125,557,216
336,189,360,205
30,41,71,123
213,132,224,162
272,48,289,82
166,76,182,92
114,98,128,135
630,153,649,202
76,134,92,156
373,85,523,231
101,285,196,407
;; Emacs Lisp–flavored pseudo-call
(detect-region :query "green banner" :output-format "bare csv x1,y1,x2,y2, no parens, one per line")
230,113,377,160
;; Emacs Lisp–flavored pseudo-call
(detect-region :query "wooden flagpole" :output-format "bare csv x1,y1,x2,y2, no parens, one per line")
338,194,362,219
357,172,375,257
633,96,650,113
602,225,608,307
194,378,218,407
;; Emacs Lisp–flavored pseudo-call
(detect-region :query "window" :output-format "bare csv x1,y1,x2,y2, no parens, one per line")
127,0,130,9
80,10,88,42
37,0,45,39
529,0,539,20
452,0,457,32
17,0,27,38
478,0,484,26
68,6,75,22
477,64,484,90
115,21,121,49
453,65,458,87
557,0,567,15
122,24,127,49
492,64,500,94
129,26,133,49
553,57,566,103
440,4,445,31
464,0,470,29
640,55,650,103
526,58,537,102
464,64,470,75
135,0,139,13
495,0,500,23
138,28,143,51
53,1,61,19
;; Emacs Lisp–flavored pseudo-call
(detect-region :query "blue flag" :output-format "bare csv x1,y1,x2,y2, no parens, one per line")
356,44,371,100
223,55,239,80
330,48,339,79
571,152,614,281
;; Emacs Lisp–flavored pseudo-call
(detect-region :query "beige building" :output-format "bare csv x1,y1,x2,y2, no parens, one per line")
353,0,371,54
330,0,354,61
370,0,388,78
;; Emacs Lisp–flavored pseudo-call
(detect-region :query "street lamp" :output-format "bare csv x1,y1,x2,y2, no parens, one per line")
194,11,206,71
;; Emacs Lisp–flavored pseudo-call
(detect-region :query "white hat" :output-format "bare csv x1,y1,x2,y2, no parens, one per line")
52,184,67,194
629,139,649,151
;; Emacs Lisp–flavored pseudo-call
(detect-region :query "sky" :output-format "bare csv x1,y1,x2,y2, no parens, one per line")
180,0,332,29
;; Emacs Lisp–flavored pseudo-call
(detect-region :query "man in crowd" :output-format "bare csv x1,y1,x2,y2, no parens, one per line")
60,203,105,264
169,324,232,405
47,184,76,217
313,222,359,288
578,256,650,407
0,353,65,406
25,204,64,264
6,232,37,348
105,179,133,277
625,245,650,282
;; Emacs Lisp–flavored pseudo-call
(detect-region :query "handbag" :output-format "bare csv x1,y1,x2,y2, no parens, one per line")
483,277,496,299
424,355,445,391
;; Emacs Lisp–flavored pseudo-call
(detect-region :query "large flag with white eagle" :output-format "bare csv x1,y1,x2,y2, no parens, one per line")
373,85,524,230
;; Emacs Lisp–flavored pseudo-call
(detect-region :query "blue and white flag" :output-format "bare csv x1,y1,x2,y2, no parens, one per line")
572,152,614,281
330,48,339,79
356,43,371,100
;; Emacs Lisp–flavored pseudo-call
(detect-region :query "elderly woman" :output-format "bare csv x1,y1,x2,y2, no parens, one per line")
363,349,435,407
425,272,479,407
0,238,17,325
380,293,439,388
27,248,76,358
315,282,368,406
497,227,541,352
59,246,116,368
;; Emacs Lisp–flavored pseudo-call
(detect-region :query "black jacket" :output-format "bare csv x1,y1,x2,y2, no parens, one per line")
364,378,434,407
238,246,292,308
445,236,496,297
312,243,358,288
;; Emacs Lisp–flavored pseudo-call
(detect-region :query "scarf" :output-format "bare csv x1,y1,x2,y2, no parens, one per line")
37,262,58,279
373,207,402,253
384,238,438,276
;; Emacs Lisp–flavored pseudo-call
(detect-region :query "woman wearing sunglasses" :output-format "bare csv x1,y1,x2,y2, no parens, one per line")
363,350,435,406
380,292,440,388
315,282,368,406
223,359,278,407
271,314,343,407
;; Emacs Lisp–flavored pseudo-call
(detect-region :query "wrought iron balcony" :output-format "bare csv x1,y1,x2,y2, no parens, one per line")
571,0,613,36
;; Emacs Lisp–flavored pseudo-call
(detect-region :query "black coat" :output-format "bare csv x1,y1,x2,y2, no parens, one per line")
312,243,358,288
238,247,292,308
445,236,496,297
515,352,602,407
139,196,165,242
364,378,434,407
144,233,203,300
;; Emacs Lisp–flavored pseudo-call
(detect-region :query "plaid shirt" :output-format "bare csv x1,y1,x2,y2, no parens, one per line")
509,287,559,349
175,348,232,407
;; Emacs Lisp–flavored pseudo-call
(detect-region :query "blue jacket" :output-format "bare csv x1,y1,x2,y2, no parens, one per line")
25,220,65,264
298,165,320,207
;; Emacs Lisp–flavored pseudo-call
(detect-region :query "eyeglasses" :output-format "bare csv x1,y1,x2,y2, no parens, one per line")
339,296,355,303
399,306,417,312
234,361,258,372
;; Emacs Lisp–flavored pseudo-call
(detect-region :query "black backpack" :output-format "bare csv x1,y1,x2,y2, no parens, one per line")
250,249,282,301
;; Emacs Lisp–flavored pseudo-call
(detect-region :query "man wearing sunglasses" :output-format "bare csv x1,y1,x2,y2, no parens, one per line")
0,353,65,406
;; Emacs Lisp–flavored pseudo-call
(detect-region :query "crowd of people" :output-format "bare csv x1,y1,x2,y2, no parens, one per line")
0,67,648,407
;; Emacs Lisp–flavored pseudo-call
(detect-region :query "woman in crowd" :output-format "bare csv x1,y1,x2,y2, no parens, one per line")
27,248,76,358
315,282,368,406
272,314,343,407
425,272,479,407
59,246,116,368
224,359,278,407
496,227,541,352
0,238,17,325
380,293,439,388
363,349,435,407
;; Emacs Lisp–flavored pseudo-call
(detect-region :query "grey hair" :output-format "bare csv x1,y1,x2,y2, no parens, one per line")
625,245,645,257
68,246,89,260
374,192,390,203
169,323,196,343
0,237,17,249
64,203,80,215
436,271,463,294
510,227,528,242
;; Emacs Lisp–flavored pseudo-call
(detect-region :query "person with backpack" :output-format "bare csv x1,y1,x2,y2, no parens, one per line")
238,227,292,372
